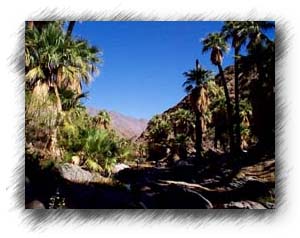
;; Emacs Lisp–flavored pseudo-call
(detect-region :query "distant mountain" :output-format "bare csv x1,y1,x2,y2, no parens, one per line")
87,108,148,140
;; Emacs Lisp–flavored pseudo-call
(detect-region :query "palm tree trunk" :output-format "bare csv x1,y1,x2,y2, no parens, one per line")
234,48,241,153
217,64,234,154
53,84,62,112
195,110,203,159
66,21,76,38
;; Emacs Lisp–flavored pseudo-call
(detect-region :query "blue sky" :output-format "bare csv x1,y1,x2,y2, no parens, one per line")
72,21,274,119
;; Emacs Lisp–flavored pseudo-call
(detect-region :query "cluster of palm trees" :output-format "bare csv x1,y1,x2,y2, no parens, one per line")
146,108,195,160
25,21,142,174
183,21,274,157
25,21,101,153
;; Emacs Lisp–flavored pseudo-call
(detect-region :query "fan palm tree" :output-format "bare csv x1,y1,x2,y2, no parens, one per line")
244,21,275,85
244,21,275,51
222,21,274,152
148,115,172,144
183,60,212,159
222,21,249,152
202,33,234,154
94,111,111,130
25,21,100,111
56,38,100,96
239,22,275,149
25,23,64,110
170,108,195,138
60,89,89,111
25,22,100,155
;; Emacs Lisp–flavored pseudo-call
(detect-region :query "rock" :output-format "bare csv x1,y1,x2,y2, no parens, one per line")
25,200,45,209
174,160,190,167
56,163,112,184
223,200,266,209
139,186,152,192
172,153,181,162
264,202,275,209
112,163,130,174
235,159,275,184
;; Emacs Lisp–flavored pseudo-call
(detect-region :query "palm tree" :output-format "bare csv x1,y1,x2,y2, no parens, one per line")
221,21,275,152
245,21,275,51
183,59,212,159
240,22,275,150
56,38,100,96
25,21,100,111
222,21,249,153
25,23,64,110
25,22,100,155
60,89,89,111
202,33,234,154
170,108,195,138
93,111,111,130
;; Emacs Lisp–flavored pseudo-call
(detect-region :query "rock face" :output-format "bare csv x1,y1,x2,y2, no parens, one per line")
88,108,148,140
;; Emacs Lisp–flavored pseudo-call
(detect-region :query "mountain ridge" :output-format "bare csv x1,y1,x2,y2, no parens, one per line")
87,107,148,140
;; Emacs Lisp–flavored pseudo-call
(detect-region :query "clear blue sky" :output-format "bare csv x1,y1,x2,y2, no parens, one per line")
72,21,274,120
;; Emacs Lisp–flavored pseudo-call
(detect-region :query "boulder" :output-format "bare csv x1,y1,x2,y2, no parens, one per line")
25,200,45,209
223,200,266,209
112,163,130,174
56,163,112,184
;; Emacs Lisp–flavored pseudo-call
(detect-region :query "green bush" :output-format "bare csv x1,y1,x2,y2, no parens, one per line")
83,129,118,174
56,106,139,175
57,107,92,152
